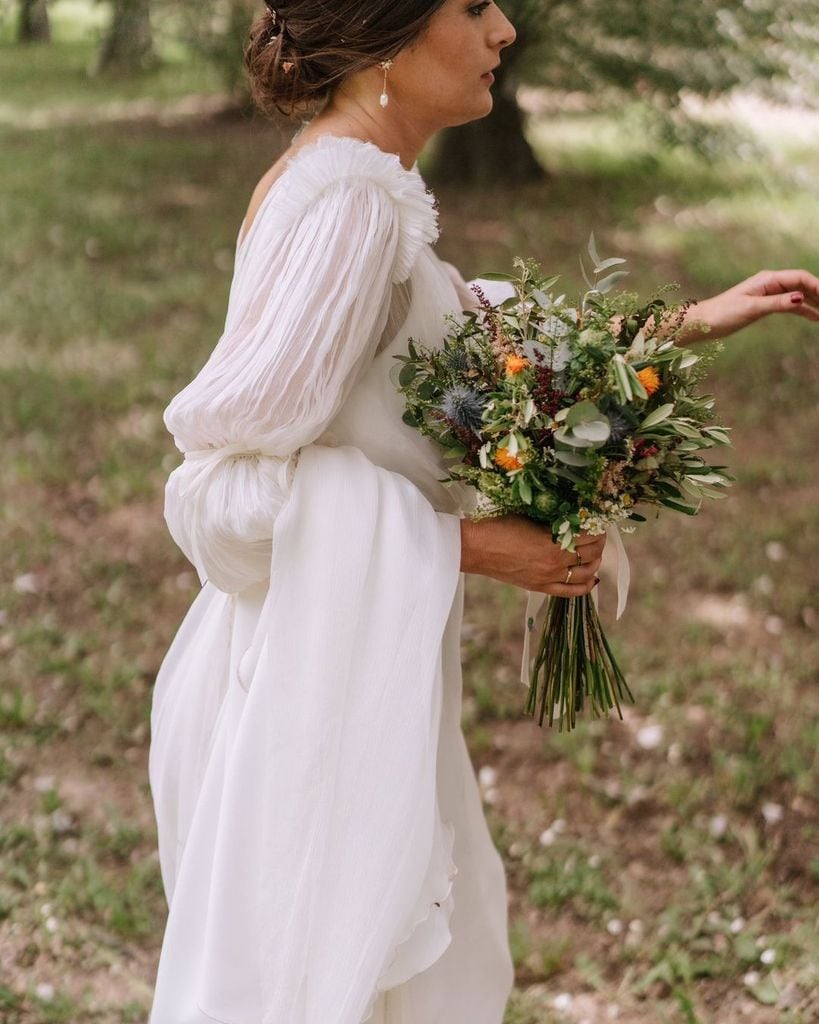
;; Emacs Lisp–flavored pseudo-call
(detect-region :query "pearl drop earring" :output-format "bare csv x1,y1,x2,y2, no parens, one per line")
378,59,393,108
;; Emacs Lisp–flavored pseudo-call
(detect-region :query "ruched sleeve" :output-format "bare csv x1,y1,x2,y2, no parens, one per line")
162,135,439,594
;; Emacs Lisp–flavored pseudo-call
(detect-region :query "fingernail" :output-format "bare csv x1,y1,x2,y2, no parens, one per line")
790,292,804,304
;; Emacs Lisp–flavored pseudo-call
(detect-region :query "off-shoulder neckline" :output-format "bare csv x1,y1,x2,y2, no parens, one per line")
236,134,424,255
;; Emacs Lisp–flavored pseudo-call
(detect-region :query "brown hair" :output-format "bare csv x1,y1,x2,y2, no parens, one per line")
244,0,449,119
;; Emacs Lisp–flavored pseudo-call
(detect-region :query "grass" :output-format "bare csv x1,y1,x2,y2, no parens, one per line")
1,23,818,1024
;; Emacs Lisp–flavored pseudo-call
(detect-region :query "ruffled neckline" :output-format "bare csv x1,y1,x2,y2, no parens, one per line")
236,133,428,257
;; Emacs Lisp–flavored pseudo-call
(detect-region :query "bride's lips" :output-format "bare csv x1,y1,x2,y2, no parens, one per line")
481,71,495,84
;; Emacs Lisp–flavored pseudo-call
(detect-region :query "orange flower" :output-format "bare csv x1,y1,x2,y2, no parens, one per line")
505,354,530,376
636,366,661,397
494,446,523,471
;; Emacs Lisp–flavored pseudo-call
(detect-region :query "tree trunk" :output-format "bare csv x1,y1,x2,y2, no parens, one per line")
431,70,545,187
18,0,50,42
96,0,153,74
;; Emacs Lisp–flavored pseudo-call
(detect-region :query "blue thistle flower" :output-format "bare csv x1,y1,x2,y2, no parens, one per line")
607,407,634,443
442,346,470,373
438,385,488,436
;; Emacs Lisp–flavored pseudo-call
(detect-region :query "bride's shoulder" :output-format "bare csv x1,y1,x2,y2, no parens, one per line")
246,134,439,280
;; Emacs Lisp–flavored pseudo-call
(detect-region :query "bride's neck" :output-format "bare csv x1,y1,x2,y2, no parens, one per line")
304,96,433,172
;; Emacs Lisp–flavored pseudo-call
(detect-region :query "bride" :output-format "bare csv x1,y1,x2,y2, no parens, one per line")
146,2,819,1022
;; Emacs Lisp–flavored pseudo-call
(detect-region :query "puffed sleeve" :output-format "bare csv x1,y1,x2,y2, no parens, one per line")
162,136,439,593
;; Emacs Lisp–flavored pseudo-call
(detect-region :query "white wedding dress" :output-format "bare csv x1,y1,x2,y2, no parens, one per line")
148,133,516,1024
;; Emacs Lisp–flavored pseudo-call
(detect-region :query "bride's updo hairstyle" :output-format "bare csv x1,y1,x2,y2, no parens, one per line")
245,0,448,118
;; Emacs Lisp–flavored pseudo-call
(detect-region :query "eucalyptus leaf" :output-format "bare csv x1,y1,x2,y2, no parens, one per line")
572,419,611,443
588,232,601,268
595,256,628,272
554,449,591,466
594,269,630,294
566,400,601,427
398,363,418,387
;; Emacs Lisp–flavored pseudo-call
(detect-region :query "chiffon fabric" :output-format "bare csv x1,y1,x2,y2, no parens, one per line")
148,134,516,1024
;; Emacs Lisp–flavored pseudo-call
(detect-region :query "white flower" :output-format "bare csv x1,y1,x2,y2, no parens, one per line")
553,992,573,1011
743,970,760,987
761,802,783,825
709,814,728,838
539,828,556,847
35,983,55,1002
760,948,776,965
729,916,746,934
606,918,623,935
478,766,497,789
636,723,664,750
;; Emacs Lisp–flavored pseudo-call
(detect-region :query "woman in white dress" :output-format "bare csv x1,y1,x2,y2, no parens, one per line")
147,2,819,1022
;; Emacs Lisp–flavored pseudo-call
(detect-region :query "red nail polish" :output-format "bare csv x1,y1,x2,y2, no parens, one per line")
791,292,804,304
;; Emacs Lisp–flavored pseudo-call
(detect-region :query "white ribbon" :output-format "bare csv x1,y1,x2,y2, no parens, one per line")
518,524,631,687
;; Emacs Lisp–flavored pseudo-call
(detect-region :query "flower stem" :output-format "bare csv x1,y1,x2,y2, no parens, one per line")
524,596,635,731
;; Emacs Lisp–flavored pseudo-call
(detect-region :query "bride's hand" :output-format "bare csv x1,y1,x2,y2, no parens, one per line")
459,514,605,596
680,268,819,343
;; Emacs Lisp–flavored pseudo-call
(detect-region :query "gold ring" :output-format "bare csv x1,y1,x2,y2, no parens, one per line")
565,567,573,584
575,549,582,566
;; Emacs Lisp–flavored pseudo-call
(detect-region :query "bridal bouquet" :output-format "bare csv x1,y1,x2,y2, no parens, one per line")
392,238,732,731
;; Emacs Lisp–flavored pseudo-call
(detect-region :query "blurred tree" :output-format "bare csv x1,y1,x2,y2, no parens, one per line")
436,0,819,185
96,0,154,73
17,0,50,42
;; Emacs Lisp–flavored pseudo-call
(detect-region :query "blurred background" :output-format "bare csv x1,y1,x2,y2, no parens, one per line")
0,1,817,1021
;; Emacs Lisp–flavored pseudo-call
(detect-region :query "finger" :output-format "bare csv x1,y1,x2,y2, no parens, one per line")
751,291,819,318
550,563,600,587
575,530,606,546
564,539,605,565
754,269,819,301
544,577,601,598
792,302,819,323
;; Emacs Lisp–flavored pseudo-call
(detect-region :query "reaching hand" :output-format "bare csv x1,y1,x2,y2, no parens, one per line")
682,268,819,343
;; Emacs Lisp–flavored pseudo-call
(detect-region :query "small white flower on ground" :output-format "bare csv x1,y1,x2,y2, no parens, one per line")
730,916,746,934
760,948,776,965
539,827,556,847
628,919,644,934
764,615,783,636
626,784,648,806
709,814,728,838
51,809,73,834
764,541,787,562
45,916,58,933
13,573,41,594
478,765,497,789
553,992,573,1011
33,775,56,793
761,802,783,825
606,1005,620,1020
743,970,760,987
35,983,55,1002
753,574,774,595
587,853,601,868
636,723,664,749
508,841,526,858
482,787,499,805
606,918,623,935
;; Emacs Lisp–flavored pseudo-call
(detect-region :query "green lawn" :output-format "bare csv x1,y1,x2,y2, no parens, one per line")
1,30,818,1024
